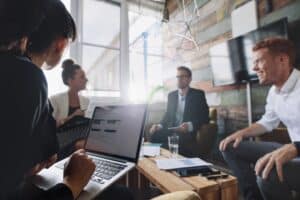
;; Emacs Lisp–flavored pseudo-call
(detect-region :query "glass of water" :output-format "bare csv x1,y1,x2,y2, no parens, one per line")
168,135,179,158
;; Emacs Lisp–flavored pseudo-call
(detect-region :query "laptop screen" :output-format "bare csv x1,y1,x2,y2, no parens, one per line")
85,104,146,162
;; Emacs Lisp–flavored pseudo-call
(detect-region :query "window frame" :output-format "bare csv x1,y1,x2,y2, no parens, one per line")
69,0,129,99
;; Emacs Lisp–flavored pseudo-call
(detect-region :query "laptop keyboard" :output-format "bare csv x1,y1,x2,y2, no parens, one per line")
91,157,127,184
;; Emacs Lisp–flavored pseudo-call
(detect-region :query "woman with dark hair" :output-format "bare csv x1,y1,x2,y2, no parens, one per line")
26,0,87,159
50,59,88,160
26,0,76,68
25,0,79,172
50,59,89,127
25,1,134,200
0,0,95,199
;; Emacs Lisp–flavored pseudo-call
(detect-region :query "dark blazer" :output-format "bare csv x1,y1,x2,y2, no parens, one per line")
0,52,72,200
160,88,209,136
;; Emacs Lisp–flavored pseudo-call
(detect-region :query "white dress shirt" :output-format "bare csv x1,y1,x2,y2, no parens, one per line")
175,91,193,132
175,93,186,125
257,69,300,142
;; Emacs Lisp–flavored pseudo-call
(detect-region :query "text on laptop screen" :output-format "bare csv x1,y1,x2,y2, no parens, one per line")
85,104,146,160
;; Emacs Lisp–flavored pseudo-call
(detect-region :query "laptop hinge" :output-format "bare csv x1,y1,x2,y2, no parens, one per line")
87,152,128,163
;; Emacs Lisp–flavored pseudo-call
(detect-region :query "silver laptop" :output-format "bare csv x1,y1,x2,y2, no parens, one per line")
34,104,146,199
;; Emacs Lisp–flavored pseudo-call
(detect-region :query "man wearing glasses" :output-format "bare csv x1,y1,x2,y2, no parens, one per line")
150,66,209,156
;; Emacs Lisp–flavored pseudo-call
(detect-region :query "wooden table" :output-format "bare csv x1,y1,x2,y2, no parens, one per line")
123,148,238,200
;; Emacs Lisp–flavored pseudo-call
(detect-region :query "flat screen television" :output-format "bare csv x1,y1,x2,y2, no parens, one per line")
209,41,236,86
210,37,246,86
242,18,289,81
210,18,289,86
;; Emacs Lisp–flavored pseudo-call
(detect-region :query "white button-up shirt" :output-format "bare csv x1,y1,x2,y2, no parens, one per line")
257,69,300,142
175,93,186,125
175,89,193,132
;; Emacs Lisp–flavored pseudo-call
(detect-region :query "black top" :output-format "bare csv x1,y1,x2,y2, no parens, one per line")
294,142,300,156
0,52,73,200
68,106,80,116
160,88,209,136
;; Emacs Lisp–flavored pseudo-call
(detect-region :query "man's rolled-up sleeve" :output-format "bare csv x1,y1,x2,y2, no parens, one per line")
256,89,280,132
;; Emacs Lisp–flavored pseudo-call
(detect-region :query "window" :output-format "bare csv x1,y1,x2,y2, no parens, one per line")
45,0,122,97
128,12,164,103
44,0,165,101
82,46,120,91
83,1,120,48
81,0,121,97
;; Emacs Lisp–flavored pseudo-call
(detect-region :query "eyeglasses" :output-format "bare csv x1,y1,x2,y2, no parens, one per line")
176,75,189,79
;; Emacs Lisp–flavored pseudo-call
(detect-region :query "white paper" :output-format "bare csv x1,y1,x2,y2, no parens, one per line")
156,158,212,170
231,0,258,37
141,146,160,157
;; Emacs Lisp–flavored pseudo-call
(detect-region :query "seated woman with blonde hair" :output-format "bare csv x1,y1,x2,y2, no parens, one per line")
50,59,89,127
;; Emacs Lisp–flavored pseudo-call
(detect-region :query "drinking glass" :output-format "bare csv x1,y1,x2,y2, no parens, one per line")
168,135,179,158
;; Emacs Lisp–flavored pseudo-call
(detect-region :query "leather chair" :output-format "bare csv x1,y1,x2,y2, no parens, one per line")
146,108,218,158
179,108,218,158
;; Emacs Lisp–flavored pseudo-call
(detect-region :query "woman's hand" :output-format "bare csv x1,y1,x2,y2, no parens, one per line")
71,109,84,117
25,154,58,177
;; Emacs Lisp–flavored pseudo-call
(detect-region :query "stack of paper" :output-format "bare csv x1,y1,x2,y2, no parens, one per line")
140,143,161,157
156,158,212,170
